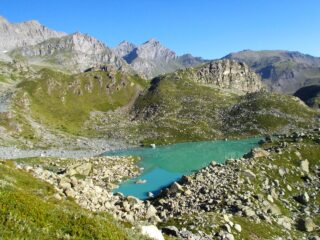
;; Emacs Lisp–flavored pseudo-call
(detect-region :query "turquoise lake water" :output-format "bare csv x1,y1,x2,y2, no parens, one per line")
104,138,260,199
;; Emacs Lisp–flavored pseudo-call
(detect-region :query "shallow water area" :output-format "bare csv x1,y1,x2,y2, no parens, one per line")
104,138,260,199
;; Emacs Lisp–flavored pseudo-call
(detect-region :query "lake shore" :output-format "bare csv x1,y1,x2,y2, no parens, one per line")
0,138,133,159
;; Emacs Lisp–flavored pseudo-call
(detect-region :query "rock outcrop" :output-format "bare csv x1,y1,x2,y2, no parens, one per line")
190,59,265,93
0,16,66,51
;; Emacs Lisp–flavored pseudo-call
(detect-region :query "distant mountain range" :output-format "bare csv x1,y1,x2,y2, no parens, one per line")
112,39,206,78
1,16,320,93
224,50,320,93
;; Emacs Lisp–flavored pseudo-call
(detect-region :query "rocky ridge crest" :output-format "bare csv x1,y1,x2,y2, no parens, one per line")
113,38,205,79
0,16,66,51
12,32,129,73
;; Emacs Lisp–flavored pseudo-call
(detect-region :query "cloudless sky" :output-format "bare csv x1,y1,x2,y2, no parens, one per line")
1,0,319,59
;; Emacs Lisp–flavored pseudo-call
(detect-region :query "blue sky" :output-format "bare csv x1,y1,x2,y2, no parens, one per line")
1,0,319,59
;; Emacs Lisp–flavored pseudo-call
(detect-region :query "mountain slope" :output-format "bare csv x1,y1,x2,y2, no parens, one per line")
130,60,316,144
10,32,129,73
0,16,66,51
113,39,206,79
0,160,138,240
0,59,317,147
13,68,146,136
224,50,320,93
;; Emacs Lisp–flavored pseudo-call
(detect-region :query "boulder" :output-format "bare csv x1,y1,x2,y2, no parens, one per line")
141,225,164,240
64,188,76,198
234,224,242,232
294,192,309,205
169,182,183,194
67,162,92,176
297,218,316,232
146,205,157,219
300,160,309,173
243,170,256,179
245,148,270,158
277,217,292,230
243,207,256,217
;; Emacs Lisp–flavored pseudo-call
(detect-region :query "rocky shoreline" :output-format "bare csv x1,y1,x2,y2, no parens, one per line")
0,138,132,159
153,130,320,239
17,156,161,225
7,129,320,240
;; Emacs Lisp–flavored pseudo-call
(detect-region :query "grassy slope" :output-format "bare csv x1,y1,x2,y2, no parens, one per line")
224,91,317,136
14,69,146,136
133,71,238,144
0,161,145,240
5,65,318,146
132,71,318,144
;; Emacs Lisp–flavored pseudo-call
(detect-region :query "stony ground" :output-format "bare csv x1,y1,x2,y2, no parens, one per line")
15,156,161,225
153,130,320,240
0,138,132,159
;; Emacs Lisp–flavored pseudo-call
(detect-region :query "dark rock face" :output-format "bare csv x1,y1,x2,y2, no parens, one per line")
294,85,320,109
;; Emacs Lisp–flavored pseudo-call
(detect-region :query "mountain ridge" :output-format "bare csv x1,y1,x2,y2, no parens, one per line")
113,38,206,79
0,16,66,51
10,32,129,73
224,49,320,93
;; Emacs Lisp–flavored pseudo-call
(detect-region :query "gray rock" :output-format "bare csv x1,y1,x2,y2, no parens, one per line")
297,217,316,232
192,60,264,93
64,188,76,198
169,182,183,194
146,205,157,219
277,217,292,230
234,224,242,232
300,160,309,173
243,170,256,179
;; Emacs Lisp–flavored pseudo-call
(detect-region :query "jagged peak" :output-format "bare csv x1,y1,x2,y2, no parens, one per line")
68,32,105,45
0,16,9,24
24,20,41,26
118,40,135,46
143,38,160,45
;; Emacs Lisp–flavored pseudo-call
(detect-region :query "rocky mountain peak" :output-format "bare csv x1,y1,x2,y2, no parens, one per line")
112,40,136,58
66,32,107,54
22,20,42,26
143,38,160,46
0,16,9,25
112,38,205,79
0,16,66,51
134,38,176,62
190,59,264,93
